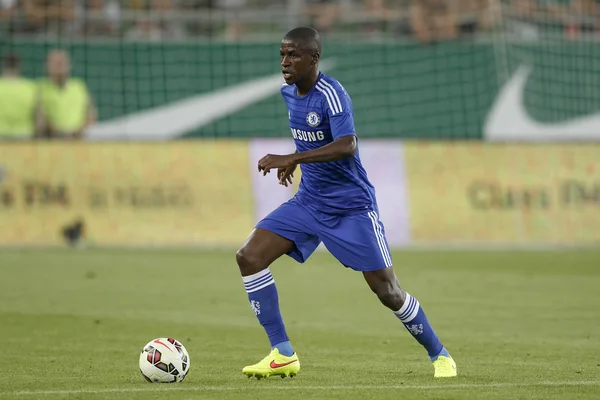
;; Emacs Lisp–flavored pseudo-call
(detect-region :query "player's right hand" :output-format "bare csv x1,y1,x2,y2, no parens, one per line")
278,165,296,187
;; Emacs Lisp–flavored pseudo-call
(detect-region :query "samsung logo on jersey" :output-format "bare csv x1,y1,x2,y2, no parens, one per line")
291,128,325,142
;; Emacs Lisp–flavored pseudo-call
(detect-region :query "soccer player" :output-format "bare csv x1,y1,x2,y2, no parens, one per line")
236,27,457,380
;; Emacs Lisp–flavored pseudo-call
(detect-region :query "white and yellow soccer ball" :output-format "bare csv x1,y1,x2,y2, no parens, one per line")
139,338,190,383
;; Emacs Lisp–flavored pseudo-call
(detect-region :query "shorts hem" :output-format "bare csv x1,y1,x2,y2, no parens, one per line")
342,263,391,272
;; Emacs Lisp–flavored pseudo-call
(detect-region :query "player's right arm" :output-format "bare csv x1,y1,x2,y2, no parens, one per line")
259,137,355,175
291,136,356,164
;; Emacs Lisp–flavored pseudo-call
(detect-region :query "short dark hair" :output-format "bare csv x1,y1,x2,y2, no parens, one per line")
2,53,20,70
283,27,322,55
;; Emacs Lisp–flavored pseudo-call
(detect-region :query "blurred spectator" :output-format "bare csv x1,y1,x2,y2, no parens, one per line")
153,0,184,37
23,0,76,34
571,0,600,28
410,0,499,43
126,16,164,40
216,0,246,40
127,0,146,9
510,0,539,19
304,0,341,34
179,0,213,36
509,0,569,20
0,0,16,16
506,0,599,36
362,0,389,35
410,0,459,44
126,0,184,40
458,0,499,34
38,50,97,139
78,0,121,36
364,0,388,18
544,0,572,16
0,53,40,140
572,0,599,13
0,0,17,34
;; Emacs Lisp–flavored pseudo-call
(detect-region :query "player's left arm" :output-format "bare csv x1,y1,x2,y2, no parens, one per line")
277,150,298,187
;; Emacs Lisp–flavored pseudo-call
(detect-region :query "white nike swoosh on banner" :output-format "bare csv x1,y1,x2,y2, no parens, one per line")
86,59,336,140
484,65,600,141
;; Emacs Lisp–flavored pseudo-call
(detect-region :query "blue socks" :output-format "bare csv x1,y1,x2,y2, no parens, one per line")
243,268,294,357
394,293,445,361
243,271,442,362
273,340,294,357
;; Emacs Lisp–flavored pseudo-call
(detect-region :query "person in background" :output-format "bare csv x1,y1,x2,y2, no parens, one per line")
0,0,18,35
126,0,184,41
152,0,184,39
23,0,76,34
457,0,499,35
362,0,389,35
0,53,40,140
38,49,97,139
304,0,341,34
216,0,246,40
410,0,459,44
78,0,121,36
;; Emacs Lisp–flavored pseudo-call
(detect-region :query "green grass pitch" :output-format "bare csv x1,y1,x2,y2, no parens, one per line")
0,248,599,399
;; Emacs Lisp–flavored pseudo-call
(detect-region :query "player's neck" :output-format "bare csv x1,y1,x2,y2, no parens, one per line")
295,70,319,97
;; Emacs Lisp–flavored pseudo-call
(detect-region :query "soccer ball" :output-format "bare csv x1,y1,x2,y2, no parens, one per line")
139,338,190,383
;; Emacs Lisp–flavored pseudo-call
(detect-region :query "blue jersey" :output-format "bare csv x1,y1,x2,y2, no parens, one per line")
281,72,376,215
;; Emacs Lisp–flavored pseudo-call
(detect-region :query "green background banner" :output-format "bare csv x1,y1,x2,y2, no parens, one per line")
4,40,599,139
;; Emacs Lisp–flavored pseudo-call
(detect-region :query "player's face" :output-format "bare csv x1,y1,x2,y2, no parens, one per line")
280,40,315,85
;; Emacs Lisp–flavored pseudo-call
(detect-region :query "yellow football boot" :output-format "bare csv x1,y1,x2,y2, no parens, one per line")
242,348,300,379
432,355,457,378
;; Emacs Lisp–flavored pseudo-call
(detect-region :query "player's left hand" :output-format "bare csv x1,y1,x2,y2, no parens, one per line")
258,154,297,176
277,165,296,187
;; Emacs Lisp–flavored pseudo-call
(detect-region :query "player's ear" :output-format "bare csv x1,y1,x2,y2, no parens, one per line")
312,52,320,65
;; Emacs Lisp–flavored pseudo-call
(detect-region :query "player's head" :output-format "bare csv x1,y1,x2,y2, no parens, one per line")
46,49,71,84
2,53,20,76
280,27,322,85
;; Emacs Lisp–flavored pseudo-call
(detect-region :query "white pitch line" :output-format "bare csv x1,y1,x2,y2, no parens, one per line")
5,381,600,397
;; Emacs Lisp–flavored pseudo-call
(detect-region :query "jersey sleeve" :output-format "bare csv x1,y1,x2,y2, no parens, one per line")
320,82,356,140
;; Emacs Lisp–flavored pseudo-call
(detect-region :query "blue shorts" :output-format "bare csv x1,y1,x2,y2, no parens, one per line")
255,198,393,272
